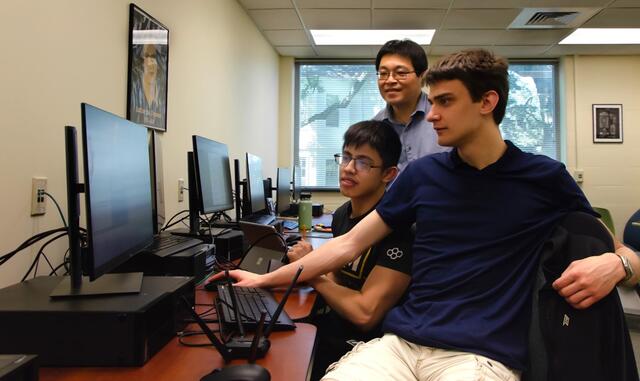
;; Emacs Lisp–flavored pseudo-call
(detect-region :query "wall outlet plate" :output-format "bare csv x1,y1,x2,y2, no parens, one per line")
178,178,185,202
31,177,47,216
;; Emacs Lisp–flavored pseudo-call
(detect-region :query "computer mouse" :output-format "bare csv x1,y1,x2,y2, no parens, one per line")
285,233,301,243
201,364,270,381
203,277,236,291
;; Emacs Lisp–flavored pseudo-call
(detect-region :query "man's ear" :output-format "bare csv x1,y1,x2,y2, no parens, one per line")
382,166,399,184
479,90,499,117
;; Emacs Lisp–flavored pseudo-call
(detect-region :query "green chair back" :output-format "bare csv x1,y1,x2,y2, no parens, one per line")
593,207,615,235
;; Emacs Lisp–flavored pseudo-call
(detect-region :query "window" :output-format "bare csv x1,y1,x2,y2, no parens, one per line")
294,61,559,190
503,62,559,160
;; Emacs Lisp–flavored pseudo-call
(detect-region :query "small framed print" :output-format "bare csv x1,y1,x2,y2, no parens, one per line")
593,104,623,143
127,4,169,132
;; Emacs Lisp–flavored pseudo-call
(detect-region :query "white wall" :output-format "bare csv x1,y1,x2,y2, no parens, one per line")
563,55,640,237
0,0,280,288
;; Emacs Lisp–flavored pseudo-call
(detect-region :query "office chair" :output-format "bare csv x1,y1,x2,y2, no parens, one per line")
593,206,615,235
623,209,640,252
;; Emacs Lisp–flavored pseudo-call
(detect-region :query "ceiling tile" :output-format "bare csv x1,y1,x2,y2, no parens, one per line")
263,30,311,46
238,0,293,9
498,29,574,45
491,45,551,57
372,9,446,29
428,45,492,56
296,0,370,8
276,46,318,57
452,0,528,8
526,0,610,6
582,8,640,27
545,44,640,55
610,0,640,7
444,9,522,29
248,9,302,30
300,9,371,29
433,30,504,45
373,0,451,9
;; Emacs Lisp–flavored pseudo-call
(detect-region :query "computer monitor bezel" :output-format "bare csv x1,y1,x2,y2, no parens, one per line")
275,168,291,215
192,135,235,215
245,152,267,215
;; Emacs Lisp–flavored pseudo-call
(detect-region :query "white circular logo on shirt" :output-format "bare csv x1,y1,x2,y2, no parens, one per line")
386,247,403,260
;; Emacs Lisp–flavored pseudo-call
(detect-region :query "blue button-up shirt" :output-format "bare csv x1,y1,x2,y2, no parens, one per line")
373,92,450,172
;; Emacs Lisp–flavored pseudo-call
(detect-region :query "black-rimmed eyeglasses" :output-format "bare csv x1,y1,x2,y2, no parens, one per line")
376,70,416,81
334,154,383,172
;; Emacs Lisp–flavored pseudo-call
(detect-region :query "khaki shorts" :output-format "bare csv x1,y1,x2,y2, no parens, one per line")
322,334,521,381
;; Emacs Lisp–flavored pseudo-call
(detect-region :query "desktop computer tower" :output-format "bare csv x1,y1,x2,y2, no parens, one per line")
114,243,213,282
0,276,194,366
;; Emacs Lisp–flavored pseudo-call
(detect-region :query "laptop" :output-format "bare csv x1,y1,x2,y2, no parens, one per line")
238,221,288,274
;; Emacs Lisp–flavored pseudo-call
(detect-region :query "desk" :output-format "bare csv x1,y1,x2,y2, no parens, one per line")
40,287,317,381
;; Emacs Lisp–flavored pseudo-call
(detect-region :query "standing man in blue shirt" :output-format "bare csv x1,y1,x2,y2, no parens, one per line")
373,39,449,171
219,49,640,380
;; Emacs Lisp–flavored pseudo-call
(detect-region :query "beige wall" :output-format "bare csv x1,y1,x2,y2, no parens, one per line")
0,0,279,288
563,55,640,237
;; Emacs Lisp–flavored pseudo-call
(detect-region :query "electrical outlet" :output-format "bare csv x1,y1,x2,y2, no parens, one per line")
31,177,47,216
574,169,584,183
178,178,185,202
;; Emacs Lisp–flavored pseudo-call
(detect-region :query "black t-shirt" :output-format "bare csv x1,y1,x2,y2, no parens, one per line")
331,201,413,291
310,201,413,380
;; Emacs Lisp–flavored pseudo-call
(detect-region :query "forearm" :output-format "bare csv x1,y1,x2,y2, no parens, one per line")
258,211,391,288
309,276,382,331
261,233,360,287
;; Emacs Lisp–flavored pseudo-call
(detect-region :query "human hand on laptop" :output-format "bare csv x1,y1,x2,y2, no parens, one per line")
287,240,313,262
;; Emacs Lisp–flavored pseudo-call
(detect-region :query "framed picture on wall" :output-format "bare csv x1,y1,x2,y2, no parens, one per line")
593,104,623,143
126,4,169,132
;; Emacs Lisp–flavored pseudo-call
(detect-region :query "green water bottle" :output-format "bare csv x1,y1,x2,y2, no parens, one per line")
298,192,312,231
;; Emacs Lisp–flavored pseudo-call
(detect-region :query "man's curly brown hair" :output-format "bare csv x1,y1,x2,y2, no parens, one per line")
426,49,509,125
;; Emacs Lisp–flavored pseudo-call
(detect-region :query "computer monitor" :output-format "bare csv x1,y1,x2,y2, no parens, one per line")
82,103,154,279
192,135,234,214
276,168,291,215
52,103,153,297
246,152,266,214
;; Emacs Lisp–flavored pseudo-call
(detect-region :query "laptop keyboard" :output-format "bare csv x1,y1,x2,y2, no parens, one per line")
243,214,276,225
281,220,298,230
216,284,295,331
145,234,201,258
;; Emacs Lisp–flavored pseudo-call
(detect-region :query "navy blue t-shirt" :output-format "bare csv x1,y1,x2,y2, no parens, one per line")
376,140,594,371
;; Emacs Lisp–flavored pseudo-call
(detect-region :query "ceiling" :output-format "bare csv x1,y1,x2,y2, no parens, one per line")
236,0,640,58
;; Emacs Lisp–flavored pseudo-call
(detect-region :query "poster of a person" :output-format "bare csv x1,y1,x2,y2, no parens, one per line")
593,104,622,143
127,5,169,131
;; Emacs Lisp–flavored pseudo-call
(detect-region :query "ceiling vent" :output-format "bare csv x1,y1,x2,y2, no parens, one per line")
509,8,600,29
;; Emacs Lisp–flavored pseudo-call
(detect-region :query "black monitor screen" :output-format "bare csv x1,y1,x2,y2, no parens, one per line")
81,103,154,280
192,135,234,214
246,152,266,214
276,168,291,215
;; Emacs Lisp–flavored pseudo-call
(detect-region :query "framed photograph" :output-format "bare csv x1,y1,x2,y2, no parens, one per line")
127,4,169,132
593,104,623,143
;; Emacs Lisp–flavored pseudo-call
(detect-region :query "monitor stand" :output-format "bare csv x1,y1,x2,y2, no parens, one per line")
50,272,143,298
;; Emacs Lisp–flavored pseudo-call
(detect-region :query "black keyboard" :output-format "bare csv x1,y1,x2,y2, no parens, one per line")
243,214,276,225
144,233,202,258
216,284,295,331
